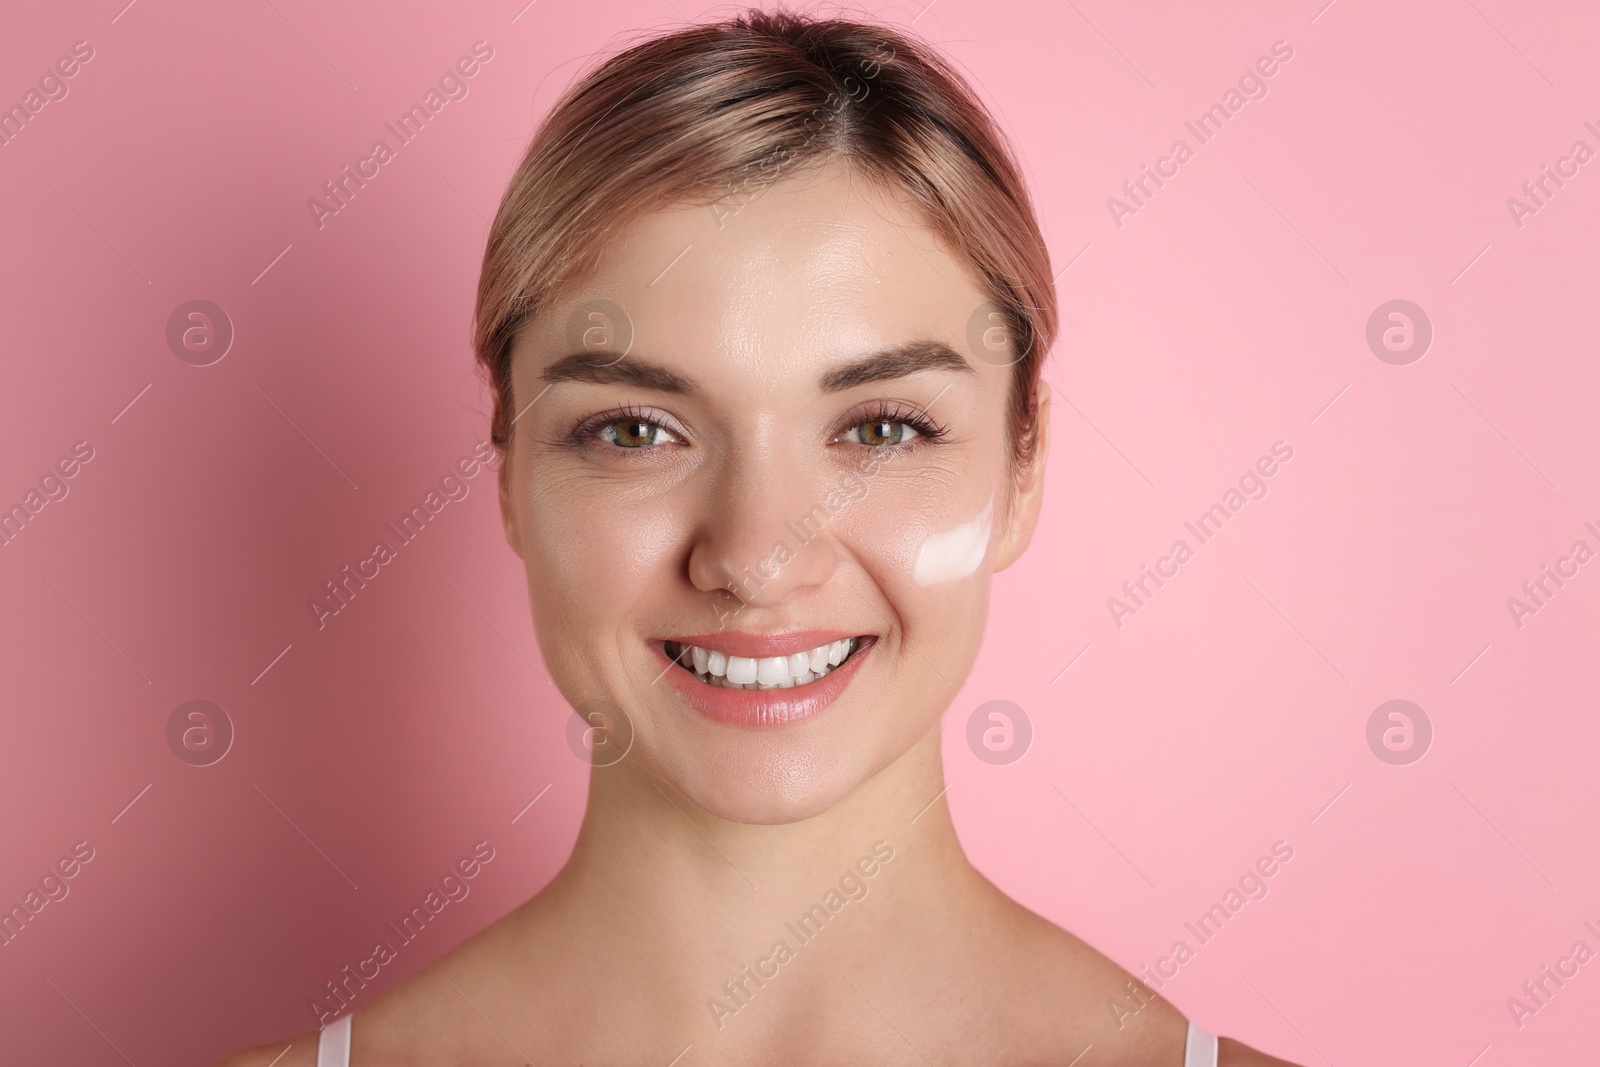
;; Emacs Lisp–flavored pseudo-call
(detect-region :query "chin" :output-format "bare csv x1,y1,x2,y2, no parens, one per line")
641,717,906,825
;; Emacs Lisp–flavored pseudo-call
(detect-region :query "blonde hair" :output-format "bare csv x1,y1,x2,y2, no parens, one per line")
473,7,1057,478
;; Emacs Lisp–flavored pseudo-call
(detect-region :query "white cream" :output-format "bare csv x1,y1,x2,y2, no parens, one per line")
913,493,993,586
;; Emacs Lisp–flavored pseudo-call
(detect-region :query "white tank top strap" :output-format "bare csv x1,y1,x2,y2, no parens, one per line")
1185,1019,1218,1067
316,1013,352,1067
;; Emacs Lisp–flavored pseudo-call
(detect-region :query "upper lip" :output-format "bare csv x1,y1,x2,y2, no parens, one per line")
659,630,869,659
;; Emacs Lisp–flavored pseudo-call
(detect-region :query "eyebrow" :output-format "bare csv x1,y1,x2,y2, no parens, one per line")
539,352,695,392
537,339,975,393
819,340,976,391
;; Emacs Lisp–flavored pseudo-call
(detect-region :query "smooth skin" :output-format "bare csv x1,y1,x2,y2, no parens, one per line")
216,160,1299,1066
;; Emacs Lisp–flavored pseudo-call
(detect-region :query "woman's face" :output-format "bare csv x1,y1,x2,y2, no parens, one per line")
500,160,1049,824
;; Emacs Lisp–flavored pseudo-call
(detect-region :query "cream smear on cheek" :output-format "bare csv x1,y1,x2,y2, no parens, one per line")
912,492,994,586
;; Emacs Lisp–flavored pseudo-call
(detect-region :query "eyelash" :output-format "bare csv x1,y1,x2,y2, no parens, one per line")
568,404,683,450
838,402,949,448
566,402,949,451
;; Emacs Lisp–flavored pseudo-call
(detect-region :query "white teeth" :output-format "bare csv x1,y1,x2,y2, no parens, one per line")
670,637,861,690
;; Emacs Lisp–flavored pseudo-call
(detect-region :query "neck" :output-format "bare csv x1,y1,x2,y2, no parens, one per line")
536,725,989,983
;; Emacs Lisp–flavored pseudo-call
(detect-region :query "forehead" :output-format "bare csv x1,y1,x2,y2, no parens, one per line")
530,163,991,370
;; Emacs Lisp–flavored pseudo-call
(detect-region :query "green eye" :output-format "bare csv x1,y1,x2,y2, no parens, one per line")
600,417,678,448
847,417,922,447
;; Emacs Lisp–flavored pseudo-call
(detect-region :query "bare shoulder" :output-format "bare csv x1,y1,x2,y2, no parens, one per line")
1220,1036,1305,1066
966,891,1188,1063
310,902,537,1063
206,1029,319,1067
978,892,1304,1067
206,895,537,1067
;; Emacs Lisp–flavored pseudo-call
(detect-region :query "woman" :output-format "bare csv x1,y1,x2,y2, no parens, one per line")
220,10,1301,1065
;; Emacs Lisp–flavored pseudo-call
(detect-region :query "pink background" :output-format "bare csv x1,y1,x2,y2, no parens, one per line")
2,0,1597,1063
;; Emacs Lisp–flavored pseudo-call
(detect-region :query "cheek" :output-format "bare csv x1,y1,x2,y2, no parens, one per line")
520,473,687,614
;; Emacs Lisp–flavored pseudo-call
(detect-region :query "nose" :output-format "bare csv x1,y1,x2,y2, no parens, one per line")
686,456,839,613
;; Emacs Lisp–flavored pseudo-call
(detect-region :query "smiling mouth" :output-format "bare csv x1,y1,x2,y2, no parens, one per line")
663,637,868,690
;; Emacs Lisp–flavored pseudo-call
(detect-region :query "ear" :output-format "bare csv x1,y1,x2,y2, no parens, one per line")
992,380,1050,573
497,455,524,559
